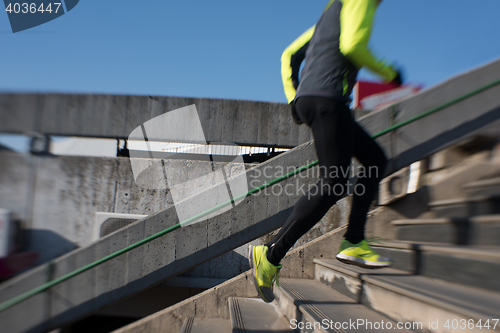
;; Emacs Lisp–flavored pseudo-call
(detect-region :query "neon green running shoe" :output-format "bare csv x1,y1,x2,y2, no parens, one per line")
248,245,282,303
336,239,391,269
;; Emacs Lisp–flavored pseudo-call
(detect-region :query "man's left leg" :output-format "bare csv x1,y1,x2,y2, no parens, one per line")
336,121,391,268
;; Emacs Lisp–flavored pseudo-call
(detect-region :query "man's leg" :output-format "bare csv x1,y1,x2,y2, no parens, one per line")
336,121,391,268
250,96,355,302
343,121,388,244
265,97,354,265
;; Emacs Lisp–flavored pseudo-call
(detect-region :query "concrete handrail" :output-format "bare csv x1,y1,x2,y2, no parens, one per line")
0,95,312,147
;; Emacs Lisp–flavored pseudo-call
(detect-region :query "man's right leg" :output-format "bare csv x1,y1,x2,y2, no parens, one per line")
336,121,391,268
343,121,388,244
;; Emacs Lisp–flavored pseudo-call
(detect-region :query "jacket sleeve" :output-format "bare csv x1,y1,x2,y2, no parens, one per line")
339,0,397,82
281,26,315,104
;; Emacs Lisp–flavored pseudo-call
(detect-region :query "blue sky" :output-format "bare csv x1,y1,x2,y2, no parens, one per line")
1,0,499,104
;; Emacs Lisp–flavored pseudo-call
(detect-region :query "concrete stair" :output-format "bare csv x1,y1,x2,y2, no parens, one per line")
274,278,413,333
228,297,293,332
218,280,415,333
393,171,500,246
275,278,410,333
270,174,500,333
392,215,500,246
424,169,500,218
428,195,500,217
180,317,231,333
112,210,500,333
463,176,500,197
168,174,500,333
314,259,500,333
223,239,500,333
372,241,500,291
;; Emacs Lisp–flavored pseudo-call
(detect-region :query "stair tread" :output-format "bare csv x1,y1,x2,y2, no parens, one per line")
315,259,500,319
182,318,230,333
280,278,413,333
229,297,294,332
392,214,500,225
371,240,500,261
429,195,500,206
464,176,500,189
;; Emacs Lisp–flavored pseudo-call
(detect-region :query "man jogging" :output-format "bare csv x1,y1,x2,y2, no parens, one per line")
249,0,402,303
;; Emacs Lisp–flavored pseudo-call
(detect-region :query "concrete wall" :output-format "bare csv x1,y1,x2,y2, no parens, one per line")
0,151,168,264
0,94,312,147
0,150,252,263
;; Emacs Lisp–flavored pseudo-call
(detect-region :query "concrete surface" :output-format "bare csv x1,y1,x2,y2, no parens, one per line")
180,317,231,333
0,94,312,147
372,241,500,291
1,58,500,332
111,224,349,333
0,140,320,333
0,151,244,263
275,279,414,333
392,215,500,246
228,297,293,333
315,259,500,333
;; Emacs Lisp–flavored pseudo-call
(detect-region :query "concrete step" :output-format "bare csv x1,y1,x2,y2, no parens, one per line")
422,151,500,203
463,176,500,197
314,259,500,333
391,215,500,246
428,195,500,217
108,220,499,333
274,278,413,333
228,297,293,333
109,224,350,333
180,317,230,333
371,241,500,292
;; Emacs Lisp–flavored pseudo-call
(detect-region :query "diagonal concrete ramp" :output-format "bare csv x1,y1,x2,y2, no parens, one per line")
0,57,499,333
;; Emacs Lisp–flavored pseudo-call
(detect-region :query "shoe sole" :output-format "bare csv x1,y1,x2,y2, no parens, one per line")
336,253,391,269
248,245,273,303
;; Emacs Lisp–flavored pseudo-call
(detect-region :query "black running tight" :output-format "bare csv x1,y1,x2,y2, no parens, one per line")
265,96,387,266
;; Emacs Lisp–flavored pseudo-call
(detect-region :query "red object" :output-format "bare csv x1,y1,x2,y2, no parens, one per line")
0,251,39,277
353,80,422,111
